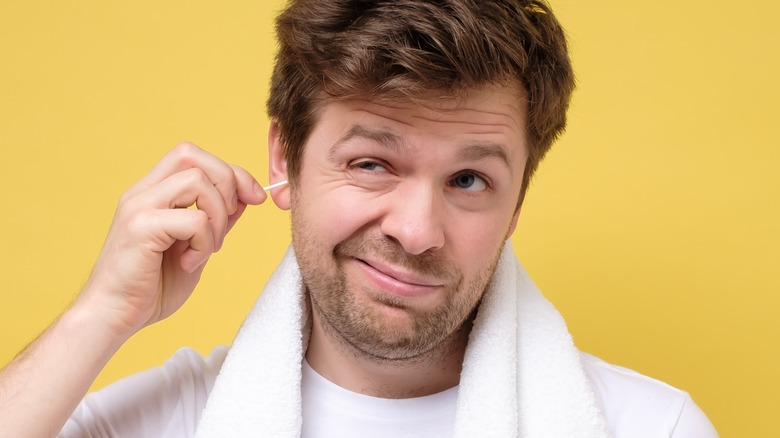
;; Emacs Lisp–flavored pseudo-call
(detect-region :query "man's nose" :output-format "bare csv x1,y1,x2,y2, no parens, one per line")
379,183,446,255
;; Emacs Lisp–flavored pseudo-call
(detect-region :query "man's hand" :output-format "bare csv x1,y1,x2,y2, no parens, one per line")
0,143,267,438
77,142,267,339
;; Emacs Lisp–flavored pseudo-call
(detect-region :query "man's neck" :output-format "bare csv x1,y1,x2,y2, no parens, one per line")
304,308,472,399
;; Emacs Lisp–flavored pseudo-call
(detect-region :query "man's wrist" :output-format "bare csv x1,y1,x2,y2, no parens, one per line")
61,297,135,362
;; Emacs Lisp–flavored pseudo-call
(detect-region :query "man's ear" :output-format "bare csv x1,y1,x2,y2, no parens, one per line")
268,120,291,210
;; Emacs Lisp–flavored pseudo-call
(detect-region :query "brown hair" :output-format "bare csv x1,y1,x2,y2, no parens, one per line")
267,0,574,206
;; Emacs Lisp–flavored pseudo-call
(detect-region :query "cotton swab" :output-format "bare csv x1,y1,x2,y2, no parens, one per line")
262,180,289,191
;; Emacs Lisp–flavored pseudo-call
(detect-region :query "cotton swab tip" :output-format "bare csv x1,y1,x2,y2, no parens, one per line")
262,180,289,191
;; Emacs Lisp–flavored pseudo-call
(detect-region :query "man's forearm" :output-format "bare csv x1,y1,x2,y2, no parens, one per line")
0,302,127,438
0,144,266,438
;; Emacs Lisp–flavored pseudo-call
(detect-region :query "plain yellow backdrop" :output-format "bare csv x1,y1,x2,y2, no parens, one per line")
1,1,778,436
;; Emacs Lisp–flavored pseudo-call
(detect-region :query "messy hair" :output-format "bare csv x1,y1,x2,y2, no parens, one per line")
268,0,574,206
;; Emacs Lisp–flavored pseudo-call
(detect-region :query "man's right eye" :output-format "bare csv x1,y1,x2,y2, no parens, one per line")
353,160,389,173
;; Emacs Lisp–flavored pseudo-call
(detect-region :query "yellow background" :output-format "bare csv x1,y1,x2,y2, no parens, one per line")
1,1,777,436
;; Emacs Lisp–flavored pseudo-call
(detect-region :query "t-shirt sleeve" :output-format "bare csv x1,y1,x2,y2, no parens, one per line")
58,346,227,438
669,392,719,438
581,352,718,438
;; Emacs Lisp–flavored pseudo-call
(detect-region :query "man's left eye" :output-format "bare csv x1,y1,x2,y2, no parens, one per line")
451,173,488,192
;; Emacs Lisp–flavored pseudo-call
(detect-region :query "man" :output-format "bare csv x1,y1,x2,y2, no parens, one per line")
0,0,717,436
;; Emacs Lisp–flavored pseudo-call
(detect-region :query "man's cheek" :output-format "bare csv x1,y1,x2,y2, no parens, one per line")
324,189,387,230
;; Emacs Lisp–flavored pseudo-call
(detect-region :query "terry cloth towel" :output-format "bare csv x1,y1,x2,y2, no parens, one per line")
195,242,611,437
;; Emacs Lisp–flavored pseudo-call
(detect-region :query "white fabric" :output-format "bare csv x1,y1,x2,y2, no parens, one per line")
581,352,718,437
196,243,610,437
60,346,227,438
300,360,457,437
194,245,308,438
61,346,717,437
60,244,719,437
455,242,609,437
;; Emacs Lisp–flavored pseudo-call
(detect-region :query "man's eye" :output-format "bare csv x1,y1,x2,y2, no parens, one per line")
354,161,389,173
451,173,488,192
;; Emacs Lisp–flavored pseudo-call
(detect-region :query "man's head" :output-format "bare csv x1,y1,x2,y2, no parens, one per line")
267,0,574,208
275,86,528,364
265,0,573,370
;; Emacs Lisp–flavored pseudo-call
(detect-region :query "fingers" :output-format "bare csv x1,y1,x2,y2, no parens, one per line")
143,167,231,251
144,208,216,273
227,201,249,235
230,163,267,206
119,143,267,252
80,143,268,333
124,142,266,214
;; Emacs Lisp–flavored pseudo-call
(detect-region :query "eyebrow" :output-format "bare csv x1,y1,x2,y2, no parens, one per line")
456,143,513,176
329,125,404,161
329,124,513,175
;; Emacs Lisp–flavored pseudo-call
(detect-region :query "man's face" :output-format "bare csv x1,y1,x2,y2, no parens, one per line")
288,84,528,361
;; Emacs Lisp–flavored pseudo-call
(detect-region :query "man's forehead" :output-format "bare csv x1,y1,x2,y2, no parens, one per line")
298,82,530,177
328,123,517,176
314,79,526,118
314,86,527,140
360,83,525,117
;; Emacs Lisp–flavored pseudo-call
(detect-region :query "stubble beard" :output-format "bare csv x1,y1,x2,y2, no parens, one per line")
292,202,505,364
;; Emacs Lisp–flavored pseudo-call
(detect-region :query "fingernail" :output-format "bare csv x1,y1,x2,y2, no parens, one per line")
231,194,238,212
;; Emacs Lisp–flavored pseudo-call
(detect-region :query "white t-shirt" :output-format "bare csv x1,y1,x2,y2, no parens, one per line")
301,360,457,437
59,346,717,437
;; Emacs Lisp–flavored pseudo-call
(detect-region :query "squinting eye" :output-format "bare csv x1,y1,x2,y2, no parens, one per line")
452,173,488,192
355,161,388,173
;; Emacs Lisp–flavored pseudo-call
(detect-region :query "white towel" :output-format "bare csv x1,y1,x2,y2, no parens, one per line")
195,242,611,437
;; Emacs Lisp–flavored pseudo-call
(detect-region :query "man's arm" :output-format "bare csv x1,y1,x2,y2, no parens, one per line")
0,143,266,438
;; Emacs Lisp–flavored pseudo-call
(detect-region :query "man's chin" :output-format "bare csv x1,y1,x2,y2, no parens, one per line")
343,316,454,362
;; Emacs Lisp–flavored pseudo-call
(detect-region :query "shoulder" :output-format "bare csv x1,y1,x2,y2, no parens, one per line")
163,345,228,394
120,345,228,401
580,352,718,438
60,346,228,438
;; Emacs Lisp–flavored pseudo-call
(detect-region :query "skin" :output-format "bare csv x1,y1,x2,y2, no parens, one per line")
0,144,267,437
268,83,529,398
0,82,530,437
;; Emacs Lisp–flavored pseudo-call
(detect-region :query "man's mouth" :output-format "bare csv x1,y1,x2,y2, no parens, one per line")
353,257,443,298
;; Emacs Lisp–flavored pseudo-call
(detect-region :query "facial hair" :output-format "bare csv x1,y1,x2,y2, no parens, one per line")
292,202,505,363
